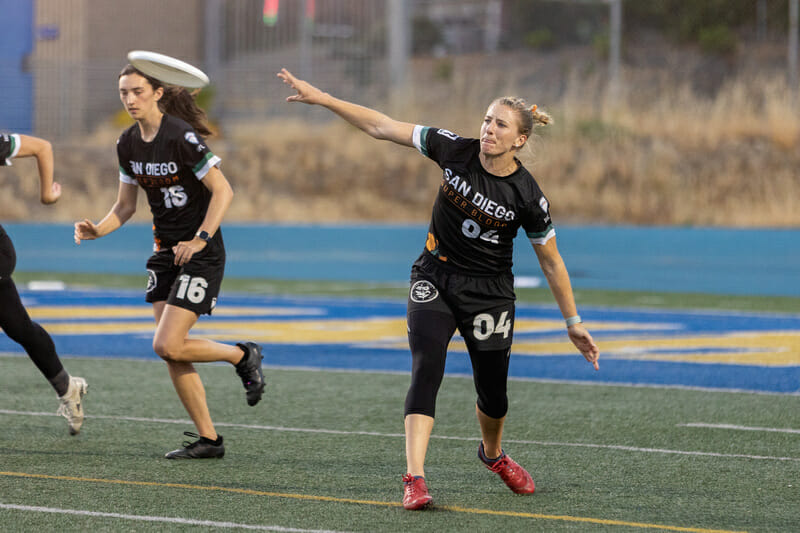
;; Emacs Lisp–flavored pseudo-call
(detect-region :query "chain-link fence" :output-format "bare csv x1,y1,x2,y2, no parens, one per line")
4,0,800,138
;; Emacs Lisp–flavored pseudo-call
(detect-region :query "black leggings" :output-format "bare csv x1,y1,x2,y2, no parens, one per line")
0,228,64,382
404,308,511,419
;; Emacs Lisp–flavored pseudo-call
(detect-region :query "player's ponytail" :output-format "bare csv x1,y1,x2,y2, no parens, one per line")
159,86,212,137
491,96,552,148
529,104,552,128
119,64,212,137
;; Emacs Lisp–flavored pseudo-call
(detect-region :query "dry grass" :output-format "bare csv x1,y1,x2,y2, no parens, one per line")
4,46,799,227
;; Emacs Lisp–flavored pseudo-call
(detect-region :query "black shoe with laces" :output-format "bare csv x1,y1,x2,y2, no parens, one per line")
235,342,265,406
164,432,225,459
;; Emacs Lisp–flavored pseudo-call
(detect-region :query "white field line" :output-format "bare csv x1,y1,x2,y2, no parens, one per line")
2,409,799,463
678,422,800,434
0,503,345,532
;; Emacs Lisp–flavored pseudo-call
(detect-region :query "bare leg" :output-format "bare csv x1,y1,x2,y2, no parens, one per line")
153,302,228,440
476,405,505,459
405,413,435,477
153,303,244,364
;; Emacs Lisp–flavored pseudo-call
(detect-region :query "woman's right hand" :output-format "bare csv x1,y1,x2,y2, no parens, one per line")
74,219,100,245
277,68,327,105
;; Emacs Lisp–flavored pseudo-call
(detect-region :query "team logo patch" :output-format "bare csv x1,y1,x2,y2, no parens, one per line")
539,196,549,213
436,128,460,141
410,280,438,303
184,131,199,145
146,269,157,293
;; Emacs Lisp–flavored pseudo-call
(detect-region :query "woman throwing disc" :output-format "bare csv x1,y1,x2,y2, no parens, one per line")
278,68,599,509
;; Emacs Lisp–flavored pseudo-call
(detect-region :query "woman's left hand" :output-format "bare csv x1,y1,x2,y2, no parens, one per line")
568,324,600,370
172,237,207,266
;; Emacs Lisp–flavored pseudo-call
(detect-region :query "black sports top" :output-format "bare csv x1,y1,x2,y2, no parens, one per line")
413,125,555,276
117,115,221,251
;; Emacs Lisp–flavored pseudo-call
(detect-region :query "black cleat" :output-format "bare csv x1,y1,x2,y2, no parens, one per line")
235,342,265,406
164,432,224,459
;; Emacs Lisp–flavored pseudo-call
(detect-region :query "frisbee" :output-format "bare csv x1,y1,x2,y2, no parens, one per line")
127,50,210,89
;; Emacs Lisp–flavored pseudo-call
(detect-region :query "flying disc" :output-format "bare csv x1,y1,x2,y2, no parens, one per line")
127,50,210,88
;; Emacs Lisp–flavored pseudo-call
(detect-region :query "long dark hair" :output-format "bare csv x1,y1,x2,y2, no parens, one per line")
119,64,212,136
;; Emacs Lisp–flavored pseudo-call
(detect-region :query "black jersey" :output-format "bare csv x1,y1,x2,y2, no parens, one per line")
412,125,555,276
0,133,20,166
117,115,221,251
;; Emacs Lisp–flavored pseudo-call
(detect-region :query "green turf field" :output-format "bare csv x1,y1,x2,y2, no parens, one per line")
2,275,799,532
2,357,798,532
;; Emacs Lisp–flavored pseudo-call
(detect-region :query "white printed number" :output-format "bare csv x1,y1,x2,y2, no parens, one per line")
473,311,511,341
176,275,208,304
461,219,499,244
160,185,188,208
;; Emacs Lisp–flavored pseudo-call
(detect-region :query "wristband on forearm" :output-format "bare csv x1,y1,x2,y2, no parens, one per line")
565,315,582,327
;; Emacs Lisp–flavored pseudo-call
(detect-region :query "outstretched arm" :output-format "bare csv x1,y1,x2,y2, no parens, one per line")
16,134,61,204
74,181,138,244
278,68,416,147
533,237,600,370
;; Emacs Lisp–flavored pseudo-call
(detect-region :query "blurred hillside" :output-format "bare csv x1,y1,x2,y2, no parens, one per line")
3,1,800,227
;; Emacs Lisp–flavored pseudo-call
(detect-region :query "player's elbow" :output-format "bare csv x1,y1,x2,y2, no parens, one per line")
37,139,53,155
32,138,53,161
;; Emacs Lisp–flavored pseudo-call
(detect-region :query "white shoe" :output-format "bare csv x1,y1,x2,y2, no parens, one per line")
57,376,88,435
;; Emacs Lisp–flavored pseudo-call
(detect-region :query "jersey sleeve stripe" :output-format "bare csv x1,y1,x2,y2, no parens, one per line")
2,134,21,165
8,134,20,159
412,125,430,157
119,165,137,185
193,153,221,179
527,225,556,245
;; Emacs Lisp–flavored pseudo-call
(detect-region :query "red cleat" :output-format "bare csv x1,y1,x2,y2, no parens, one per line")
479,443,535,494
402,473,433,510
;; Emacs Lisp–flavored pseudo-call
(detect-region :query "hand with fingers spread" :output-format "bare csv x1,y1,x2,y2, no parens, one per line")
568,324,600,370
277,68,329,106
172,237,207,266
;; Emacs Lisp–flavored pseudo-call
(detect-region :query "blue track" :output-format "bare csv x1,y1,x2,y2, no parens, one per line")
4,223,800,296
5,288,799,395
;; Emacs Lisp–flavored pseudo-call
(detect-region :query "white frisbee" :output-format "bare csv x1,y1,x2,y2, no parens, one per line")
127,50,210,89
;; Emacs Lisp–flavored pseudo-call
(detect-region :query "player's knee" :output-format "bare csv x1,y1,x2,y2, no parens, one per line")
153,337,183,361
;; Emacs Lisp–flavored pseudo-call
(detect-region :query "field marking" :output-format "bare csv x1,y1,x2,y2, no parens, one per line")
0,502,342,532
0,472,745,533
679,423,800,434
3,409,798,463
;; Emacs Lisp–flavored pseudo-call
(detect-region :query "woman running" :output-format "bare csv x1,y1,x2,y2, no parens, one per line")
74,65,266,459
278,68,600,509
1,132,87,435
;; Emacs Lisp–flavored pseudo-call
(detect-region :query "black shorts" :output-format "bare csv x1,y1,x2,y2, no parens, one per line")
408,253,516,351
145,232,225,315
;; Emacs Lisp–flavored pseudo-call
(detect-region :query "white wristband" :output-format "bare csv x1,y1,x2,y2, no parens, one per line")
565,315,582,327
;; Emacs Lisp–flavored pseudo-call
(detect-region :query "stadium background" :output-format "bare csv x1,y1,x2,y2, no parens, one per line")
2,3,799,532
1,0,799,227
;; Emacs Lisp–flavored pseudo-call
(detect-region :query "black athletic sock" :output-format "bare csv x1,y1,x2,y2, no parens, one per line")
201,435,223,446
234,345,248,367
479,441,504,464
51,369,70,397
